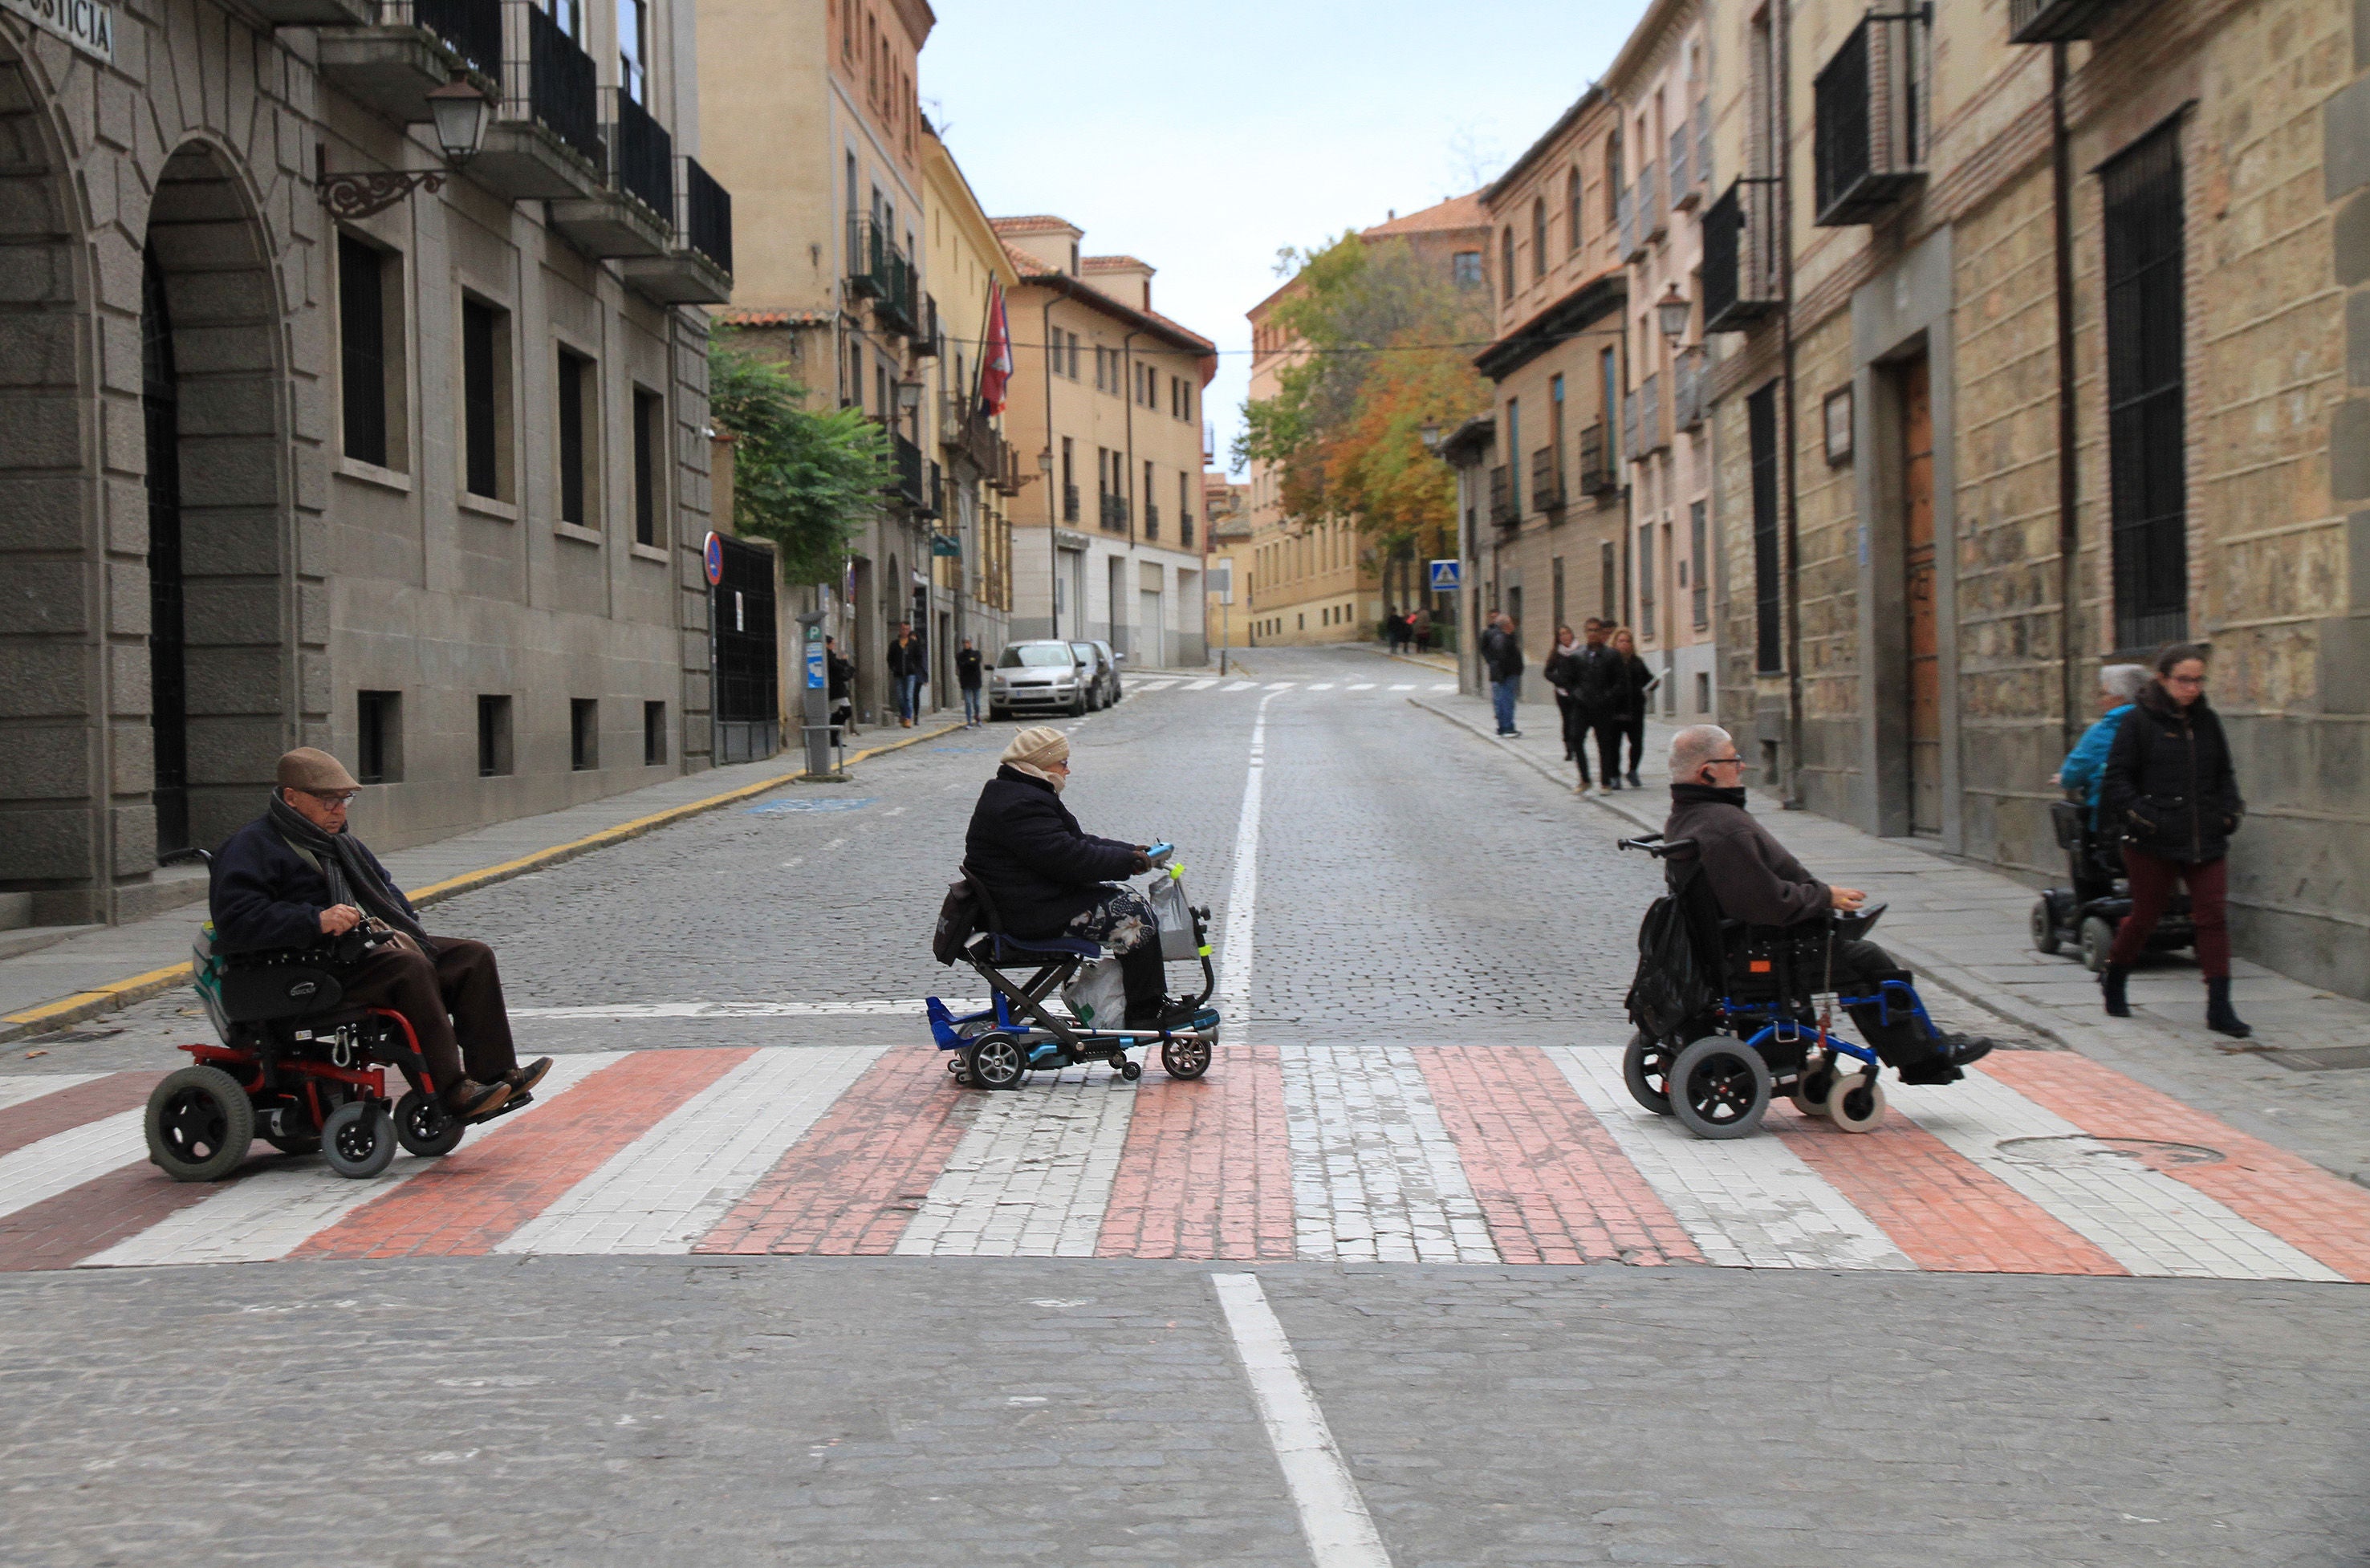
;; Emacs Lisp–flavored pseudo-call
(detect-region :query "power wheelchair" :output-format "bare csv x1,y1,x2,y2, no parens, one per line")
145,896,531,1182
2030,797,2193,972
927,844,1222,1089
1620,832,1948,1141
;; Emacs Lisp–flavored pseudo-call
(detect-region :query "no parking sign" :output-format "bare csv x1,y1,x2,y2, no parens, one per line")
703,531,724,587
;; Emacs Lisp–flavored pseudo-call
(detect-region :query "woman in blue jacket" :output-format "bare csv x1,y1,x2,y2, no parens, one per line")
2054,664,2150,824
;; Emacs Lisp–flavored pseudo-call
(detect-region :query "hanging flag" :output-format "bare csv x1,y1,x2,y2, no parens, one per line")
980,280,1014,416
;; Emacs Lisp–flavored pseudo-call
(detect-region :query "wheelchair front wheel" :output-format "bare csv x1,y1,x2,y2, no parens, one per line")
320,1100,397,1178
395,1089,465,1157
2029,899,2061,956
1829,1072,1888,1133
1791,1058,1838,1119
1669,1038,1771,1140
1622,1032,1677,1116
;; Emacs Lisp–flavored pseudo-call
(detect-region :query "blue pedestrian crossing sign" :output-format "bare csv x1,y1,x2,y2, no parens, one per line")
1428,559,1462,592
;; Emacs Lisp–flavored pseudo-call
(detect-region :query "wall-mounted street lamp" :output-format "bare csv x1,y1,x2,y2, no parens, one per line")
1420,418,1443,455
318,80,491,221
1656,283,1693,343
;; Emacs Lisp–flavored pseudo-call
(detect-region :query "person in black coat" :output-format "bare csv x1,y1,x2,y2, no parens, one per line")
955,637,985,728
1610,626,1656,788
2097,643,2250,1036
965,726,1194,1030
826,637,855,742
1563,620,1626,792
1543,624,1587,775
1479,612,1526,737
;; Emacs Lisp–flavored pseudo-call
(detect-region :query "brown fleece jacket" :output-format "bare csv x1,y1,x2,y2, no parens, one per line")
1664,785,1832,928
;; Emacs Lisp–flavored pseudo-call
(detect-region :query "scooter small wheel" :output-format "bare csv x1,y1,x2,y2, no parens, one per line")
965,1034,1027,1091
2029,899,2062,956
1118,1060,1142,1082
2079,915,2116,974
319,1099,397,1178
1829,1073,1887,1133
1161,1035,1212,1079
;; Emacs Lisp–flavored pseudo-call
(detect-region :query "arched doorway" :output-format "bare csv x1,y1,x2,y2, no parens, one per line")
143,253,189,857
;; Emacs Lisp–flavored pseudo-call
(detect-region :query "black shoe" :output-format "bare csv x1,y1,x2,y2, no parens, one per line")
1605,778,1622,791
1627,772,1642,788
1935,1033,1995,1068
1124,996,1200,1032
1897,1060,1965,1086
504,1057,553,1095
2101,965,2132,1018
2205,977,2251,1039
445,1079,510,1122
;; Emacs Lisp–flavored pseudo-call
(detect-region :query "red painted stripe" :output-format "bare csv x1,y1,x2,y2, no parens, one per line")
695,1048,974,1256
295,1049,751,1260
1768,1101,2127,1276
1415,1046,1704,1266
1982,1052,2370,1283
0,1161,235,1272
0,1073,163,1160
1096,1045,1295,1261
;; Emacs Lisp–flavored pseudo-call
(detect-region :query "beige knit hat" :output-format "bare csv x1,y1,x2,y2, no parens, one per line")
276,747,360,792
1000,726,1071,770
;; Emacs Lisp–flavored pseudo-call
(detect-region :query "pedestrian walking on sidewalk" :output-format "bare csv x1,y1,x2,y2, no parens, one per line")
1567,619,1625,792
1413,608,1433,653
887,622,926,727
826,637,855,743
1481,611,1525,737
1545,624,1583,764
1611,626,1654,788
2098,644,2250,1038
956,637,985,728
2054,663,2150,827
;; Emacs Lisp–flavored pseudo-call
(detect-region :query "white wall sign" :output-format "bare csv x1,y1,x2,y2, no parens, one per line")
2,0,115,60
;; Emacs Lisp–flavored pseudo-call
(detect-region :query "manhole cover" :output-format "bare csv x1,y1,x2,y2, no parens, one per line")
2267,1045,2370,1072
1996,1135,2225,1170
746,798,875,815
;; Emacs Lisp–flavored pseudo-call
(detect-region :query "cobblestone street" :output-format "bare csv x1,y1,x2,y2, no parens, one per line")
2,648,2366,1566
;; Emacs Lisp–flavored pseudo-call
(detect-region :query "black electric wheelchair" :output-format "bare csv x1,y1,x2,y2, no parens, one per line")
926,843,1222,1088
2030,797,2193,972
1619,832,1949,1140
145,902,531,1183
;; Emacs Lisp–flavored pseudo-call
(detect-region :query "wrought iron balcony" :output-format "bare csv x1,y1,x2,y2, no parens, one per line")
620,155,731,304
1668,125,1693,213
847,217,920,339
1181,510,1194,548
1487,465,1517,528
2009,0,2148,41
253,0,373,22
1674,347,1706,432
1100,494,1129,531
1616,185,1636,263
1621,390,1637,465
938,393,1003,477
469,0,604,201
409,0,500,75
1144,501,1161,541
1814,9,1929,226
916,295,944,360
1703,179,1784,331
317,0,494,122
1063,483,1080,522
1639,372,1665,454
892,433,927,510
1638,163,1665,244
925,460,944,521
1578,421,1618,495
551,87,671,258
1530,447,1565,514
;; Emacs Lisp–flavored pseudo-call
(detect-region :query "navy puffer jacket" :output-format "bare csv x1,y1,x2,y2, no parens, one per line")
964,766,1141,936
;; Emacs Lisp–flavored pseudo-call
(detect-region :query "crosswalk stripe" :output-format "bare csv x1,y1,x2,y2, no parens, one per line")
1223,680,1258,691
0,1071,154,1160
1550,1047,1916,1271
1282,1045,1494,1265
80,1054,623,1267
1347,683,1376,690
1430,684,1455,692
1892,1070,2343,1282
895,1063,1136,1257
1264,682,1297,691
0,1109,147,1225
1132,678,1179,691
1388,684,1415,691
1098,1045,1295,1261
0,1074,105,1115
1184,678,1218,690
502,1046,887,1256
1308,683,1336,690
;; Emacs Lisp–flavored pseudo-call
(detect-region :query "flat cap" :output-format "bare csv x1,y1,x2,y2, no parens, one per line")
276,747,360,792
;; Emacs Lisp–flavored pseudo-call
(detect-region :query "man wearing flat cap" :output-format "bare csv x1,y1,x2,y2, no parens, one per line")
208,748,550,1122
965,726,1196,1030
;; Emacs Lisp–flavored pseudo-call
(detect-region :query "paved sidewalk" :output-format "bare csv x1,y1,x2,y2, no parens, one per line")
0,717,965,1040
1413,685,2370,1188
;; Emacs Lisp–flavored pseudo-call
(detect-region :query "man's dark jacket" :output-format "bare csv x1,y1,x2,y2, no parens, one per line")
209,815,416,953
1480,626,1524,682
1570,643,1626,717
886,636,927,681
956,648,983,690
1665,785,1831,928
965,766,1139,936
2100,680,2244,863
827,651,853,701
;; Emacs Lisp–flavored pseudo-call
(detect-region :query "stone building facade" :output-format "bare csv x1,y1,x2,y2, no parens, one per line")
1699,0,2370,996
0,0,726,933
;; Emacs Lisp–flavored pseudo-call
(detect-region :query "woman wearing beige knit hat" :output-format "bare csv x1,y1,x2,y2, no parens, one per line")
963,727,1196,1030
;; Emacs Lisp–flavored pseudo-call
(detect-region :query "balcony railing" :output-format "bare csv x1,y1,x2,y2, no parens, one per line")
605,89,671,220
1668,124,1691,211
916,295,943,360
846,217,919,338
1694,99,1711,204
683,156,731,276
1638,163,1664,242
1578,420,1617,495
1487,465,1517,528
1703,179,1784,331
408,0,501,77
1639,372,1665,454
1144,501,1161,542
1616,185,1637,261
1180,510,1194,548
891,433,926,510
1100,494,1129,531
1674,347,1706,432
1621,390,1637,465
2009,0,2147,41
506,0,601,168
1814,10,1929,226
1063,482,1080,522
1530,447,1564,514
925,459,943,521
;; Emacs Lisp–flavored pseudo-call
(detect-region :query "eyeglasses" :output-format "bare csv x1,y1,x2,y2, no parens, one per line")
302,789,360,806
1701,756,1743,767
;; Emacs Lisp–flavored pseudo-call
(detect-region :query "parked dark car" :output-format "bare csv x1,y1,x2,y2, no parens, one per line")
1070,640,1121,709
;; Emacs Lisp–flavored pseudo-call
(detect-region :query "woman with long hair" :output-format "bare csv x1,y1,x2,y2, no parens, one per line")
1543,624,1584,767
2097,643,2250,1037
1608,626,1654,789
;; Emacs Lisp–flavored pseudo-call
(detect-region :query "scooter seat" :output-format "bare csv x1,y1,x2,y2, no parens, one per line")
979,932,1101,964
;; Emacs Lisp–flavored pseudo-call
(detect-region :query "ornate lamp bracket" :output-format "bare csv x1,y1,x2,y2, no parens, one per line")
315,145,446,221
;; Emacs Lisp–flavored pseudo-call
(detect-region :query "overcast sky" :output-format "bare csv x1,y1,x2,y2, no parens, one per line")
919,0,1649,478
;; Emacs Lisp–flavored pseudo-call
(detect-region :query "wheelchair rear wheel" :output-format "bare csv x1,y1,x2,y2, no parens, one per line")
965,1034,1027,1091
1161,1036,1212,1079
1669,1038,1772,1140
145,1066,256,1182
1622,1032,1677,1116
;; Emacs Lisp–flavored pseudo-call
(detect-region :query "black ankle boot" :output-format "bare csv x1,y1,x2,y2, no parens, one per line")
2205,977,2252,1039
2101,965,2132,1018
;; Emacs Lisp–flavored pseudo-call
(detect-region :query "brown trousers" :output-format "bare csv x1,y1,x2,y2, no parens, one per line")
338,933,518,1095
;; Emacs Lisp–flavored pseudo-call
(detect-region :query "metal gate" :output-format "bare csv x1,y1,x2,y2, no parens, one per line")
711,534,779,765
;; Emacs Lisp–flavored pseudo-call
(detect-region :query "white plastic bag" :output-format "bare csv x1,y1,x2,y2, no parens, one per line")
1061,955,1125,1027
1148,868,1200,962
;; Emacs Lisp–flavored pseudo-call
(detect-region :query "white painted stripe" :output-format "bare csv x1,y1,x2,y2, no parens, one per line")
1132,679,1179,692
1892,1070,2344,1282
1281,1046,1495,1265
1212,1273,1394,1568
1550,1047,1915,1271
0,1109,144,1221
499,1046,884,1256
1429,684,1455,693
1307,683,1336,690
1184,678,1218,690
1264,682,1298,690
1388,684,1415,691
78,1054,624,1268
0,1074,104,1113
509,999,990,1020
893,1065,1132,1257
1346,683,1376,691
1224,680,1259,692
1217,692,1282,1015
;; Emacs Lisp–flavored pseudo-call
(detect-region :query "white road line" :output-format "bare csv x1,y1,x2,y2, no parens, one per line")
1217,692,1282,1015
1550,1047,1915,1271
1185,678,1218,690
502,1046,885,1256
79,1054,624,1268
1264,682,1298,690
1893,1070,2343,1282
1388,684,1415,691
0,1109,144,1222
1281,1046,1495,1265
1212,1273,1394,1568
0,1074,104,1113
1429,684,1455,692
894,1066,1132,1257
1307,683,1335,690
1346,683,1376,691
1132,679,1179,692
508,999,989,1020
1224,680,1259,692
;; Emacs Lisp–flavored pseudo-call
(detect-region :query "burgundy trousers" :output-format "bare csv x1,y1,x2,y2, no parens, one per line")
338,933,519,1095
2108,848,2230,977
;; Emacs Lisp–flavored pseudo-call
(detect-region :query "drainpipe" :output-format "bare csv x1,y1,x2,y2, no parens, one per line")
2051,40,2083,747
1778,0,1807,809
1043,297,1059,639
1122,330,1140,552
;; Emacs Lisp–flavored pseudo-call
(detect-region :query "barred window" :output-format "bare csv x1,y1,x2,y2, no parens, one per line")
2101,124,2189,651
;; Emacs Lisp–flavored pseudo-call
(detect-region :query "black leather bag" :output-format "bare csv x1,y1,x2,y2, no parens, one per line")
1625,859,1721,1038
933,878,981,965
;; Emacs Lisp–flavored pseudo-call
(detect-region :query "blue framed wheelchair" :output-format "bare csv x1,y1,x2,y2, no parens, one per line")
927,843,1222,1089
1619,832,1941,1140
